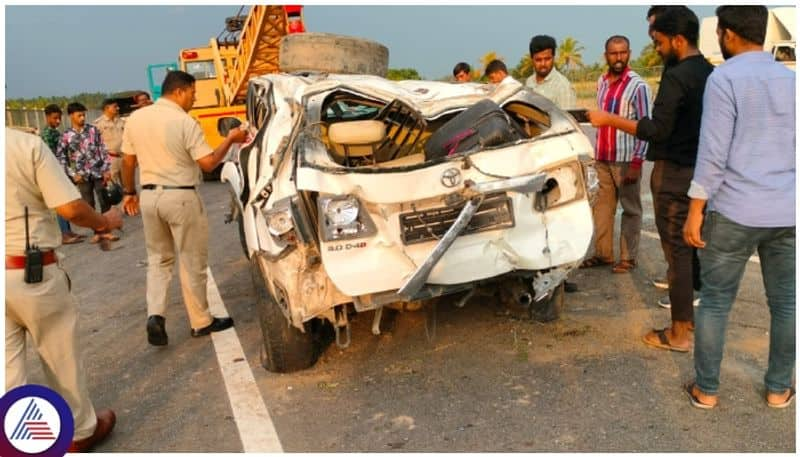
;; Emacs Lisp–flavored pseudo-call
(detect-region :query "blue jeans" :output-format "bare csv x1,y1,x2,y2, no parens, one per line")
694,211,795,394
57,214,71,234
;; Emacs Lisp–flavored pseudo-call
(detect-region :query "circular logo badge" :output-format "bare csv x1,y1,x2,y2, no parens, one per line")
0,385,73,457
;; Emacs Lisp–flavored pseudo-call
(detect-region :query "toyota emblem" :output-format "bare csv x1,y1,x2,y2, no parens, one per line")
441,168,462,188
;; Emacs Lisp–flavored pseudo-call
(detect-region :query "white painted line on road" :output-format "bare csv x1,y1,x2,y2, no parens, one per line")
640,230,760,264
206,268,284,453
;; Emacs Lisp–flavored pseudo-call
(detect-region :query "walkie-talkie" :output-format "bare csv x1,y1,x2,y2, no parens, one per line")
23,206,44,284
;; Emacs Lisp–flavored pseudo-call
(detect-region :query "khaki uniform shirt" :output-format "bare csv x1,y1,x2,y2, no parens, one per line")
121,98,212,186
525,68,577,109
93,114,125,152
5,128,81,254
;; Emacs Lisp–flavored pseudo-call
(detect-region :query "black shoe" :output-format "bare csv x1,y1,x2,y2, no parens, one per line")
564,281,579,293
147,315,168,346
191,317,234,337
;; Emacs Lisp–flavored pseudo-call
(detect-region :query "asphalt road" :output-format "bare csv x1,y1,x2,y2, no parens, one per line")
23,174,795,452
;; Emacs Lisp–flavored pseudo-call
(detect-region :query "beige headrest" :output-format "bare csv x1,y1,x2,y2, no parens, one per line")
328,120,386,145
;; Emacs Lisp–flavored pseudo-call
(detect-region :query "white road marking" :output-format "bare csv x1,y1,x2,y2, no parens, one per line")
640,230,760,264
206,268,284,453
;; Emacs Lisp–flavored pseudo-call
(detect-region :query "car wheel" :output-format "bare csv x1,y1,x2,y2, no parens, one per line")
279,33,389,77
250,255,323,373
530,282,564,323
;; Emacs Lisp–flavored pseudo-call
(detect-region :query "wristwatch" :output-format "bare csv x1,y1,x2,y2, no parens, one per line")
123,189,137,196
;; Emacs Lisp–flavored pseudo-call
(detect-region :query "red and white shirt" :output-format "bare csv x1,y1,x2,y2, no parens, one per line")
595,67,652,168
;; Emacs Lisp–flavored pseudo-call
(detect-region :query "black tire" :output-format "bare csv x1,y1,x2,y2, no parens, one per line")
531,282,564,323
250,255,321,373
279,33,389,77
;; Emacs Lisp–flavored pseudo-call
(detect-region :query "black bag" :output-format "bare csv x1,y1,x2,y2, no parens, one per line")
424,99,524,161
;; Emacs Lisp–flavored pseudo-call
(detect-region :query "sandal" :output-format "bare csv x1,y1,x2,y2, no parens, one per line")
101,232,119,242
684,381,717,409
767,387,795,409
580,256,614,269
62,234,84,245
612,259,636,273
642,328,690,353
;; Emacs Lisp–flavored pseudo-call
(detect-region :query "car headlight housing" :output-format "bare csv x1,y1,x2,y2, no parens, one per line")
582,161,599,207
262,199,297,244
318,194,377,242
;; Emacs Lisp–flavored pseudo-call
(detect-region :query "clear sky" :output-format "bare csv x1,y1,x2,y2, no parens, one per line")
4,4,724,99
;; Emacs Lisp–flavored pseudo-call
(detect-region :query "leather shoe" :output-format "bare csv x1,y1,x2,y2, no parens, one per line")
147,315,168,346
68,409,116,452
191,316,234,337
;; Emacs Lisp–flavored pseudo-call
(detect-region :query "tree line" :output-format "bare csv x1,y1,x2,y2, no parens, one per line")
5,92,116,110
386,36,662,82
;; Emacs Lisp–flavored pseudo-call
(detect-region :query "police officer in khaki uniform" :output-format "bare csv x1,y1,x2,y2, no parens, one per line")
5,127,123,452
121,70,247,346
93,99,125,186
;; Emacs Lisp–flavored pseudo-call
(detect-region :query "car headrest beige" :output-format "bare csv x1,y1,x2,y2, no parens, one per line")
328,120,386,145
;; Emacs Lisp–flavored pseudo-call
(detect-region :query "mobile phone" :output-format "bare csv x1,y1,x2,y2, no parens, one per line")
568,109,590,123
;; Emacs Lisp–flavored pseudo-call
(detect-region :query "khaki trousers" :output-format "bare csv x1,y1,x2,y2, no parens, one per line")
140,188,213,330
591,161,642,261
109,156,122,185
5,264,98,440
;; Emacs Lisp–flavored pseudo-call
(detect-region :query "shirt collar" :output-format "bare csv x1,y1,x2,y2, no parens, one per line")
603,66,631,83
156,97,186,113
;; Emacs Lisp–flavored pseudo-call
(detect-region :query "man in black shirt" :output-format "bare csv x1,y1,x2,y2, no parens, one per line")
588,7,714,353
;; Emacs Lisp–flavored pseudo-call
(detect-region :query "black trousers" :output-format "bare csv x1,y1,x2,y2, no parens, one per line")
650,160,701,323
76,177,111,215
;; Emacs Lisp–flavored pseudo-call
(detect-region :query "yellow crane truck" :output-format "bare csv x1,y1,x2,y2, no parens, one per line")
147,5,305,177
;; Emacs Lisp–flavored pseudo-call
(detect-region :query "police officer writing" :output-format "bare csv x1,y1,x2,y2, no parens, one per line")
120,70,248,346
5,127,123,452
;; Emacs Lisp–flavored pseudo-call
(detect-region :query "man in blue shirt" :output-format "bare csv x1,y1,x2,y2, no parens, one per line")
682,5,796,409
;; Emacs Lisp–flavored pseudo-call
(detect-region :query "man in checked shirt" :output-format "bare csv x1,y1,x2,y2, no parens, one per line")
580,35,652,274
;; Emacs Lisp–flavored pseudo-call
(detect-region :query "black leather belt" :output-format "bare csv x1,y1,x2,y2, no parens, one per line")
142,184,196,190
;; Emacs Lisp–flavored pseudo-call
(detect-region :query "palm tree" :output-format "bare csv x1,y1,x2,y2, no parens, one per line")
556,37,585,71
635,43,662,68
511,53,533,81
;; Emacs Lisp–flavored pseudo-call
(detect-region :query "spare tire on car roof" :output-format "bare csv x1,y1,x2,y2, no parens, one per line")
279,32,389,77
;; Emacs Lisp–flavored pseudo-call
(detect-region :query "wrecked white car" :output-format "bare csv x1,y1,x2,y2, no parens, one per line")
220,74,597,372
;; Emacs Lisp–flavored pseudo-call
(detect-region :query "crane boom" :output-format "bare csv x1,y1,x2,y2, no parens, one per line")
224,5,288,105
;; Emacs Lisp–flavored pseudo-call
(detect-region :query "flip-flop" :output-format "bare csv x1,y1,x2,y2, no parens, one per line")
580,256,614,269
684,381,717,409
767,387,795,409
62,235,84,245
642,328,690,353
612,259,636,273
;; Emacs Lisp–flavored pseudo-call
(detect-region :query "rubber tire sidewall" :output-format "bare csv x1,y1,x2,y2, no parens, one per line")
279,33,389,77
250,255,319,373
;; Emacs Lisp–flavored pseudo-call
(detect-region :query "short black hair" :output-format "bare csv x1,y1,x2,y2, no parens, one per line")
484,59,508,77
651,6,699,47
101,98,117,109
67,102,87,115
605,35,630,51
716,5,768,46
44,104,62,116
529,35,557,57
161,70,195,95
647,5,670,19
452,62,471,77
135,91,151,100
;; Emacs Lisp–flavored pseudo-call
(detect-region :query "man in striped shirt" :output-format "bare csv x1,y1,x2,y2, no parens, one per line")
582,35,652,273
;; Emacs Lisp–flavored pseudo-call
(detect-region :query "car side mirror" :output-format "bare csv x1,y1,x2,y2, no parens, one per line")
217,117,243,136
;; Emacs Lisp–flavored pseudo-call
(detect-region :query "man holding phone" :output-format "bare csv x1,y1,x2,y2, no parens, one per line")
581,35,652,273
